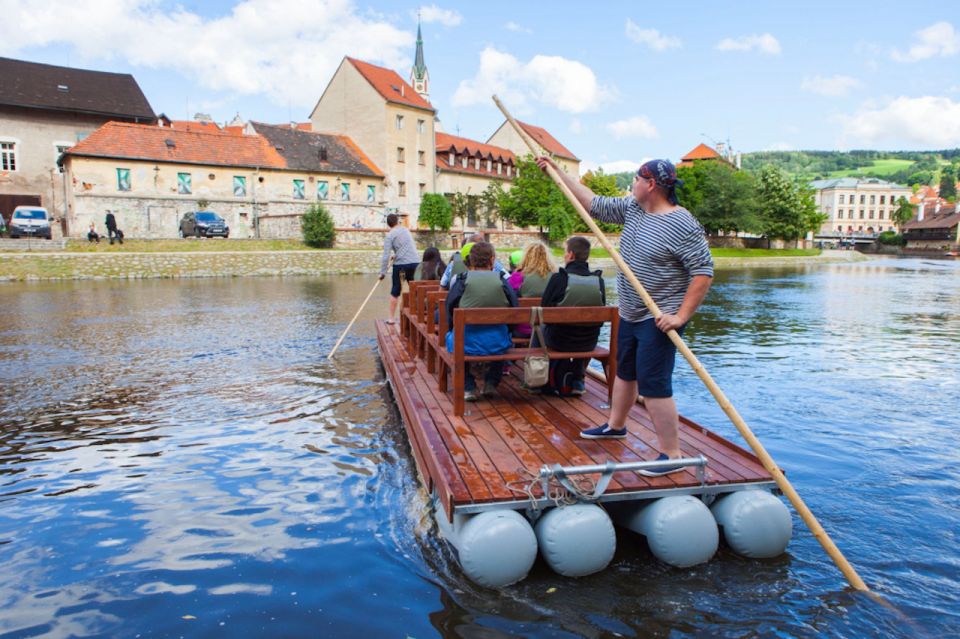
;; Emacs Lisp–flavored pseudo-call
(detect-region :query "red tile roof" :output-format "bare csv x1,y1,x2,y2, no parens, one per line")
902,207,960,230
681,143,722,161
65,121,286,169
436,133,515,163
170,120,221,132
516,120,578,161
346,57,434,112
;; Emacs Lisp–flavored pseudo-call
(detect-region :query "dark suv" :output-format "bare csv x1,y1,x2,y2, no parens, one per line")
180,211,229,238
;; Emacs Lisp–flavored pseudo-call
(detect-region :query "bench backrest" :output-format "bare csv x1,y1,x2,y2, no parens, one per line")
451,306,618,355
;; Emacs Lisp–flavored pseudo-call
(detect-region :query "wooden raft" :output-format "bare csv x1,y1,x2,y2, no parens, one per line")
376,316,775,523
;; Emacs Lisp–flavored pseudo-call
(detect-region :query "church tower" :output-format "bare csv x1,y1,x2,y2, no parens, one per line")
410,18,429,102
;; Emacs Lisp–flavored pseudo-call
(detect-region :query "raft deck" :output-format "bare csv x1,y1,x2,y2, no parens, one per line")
377,320,776,522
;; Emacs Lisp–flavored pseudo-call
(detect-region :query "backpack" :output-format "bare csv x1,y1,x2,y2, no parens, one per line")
546,358,580,397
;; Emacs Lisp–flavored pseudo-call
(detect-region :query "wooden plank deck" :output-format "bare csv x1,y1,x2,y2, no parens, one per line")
376,320,775,522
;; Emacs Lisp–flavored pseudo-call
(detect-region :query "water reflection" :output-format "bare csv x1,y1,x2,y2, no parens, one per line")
0,261,957,638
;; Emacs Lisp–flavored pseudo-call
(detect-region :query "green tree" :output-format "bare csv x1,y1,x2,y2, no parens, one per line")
479,181,504,228
449,191,471,227
418,193,453,231
939,165,957,200
756,166,824,243
498,155,578,240
892,196,916,228
300,202,336,248
577,169,623,234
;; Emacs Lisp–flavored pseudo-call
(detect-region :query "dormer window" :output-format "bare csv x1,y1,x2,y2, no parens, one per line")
461,155,467,168
57,84,69,92
448,152,454,165
474,157,480,170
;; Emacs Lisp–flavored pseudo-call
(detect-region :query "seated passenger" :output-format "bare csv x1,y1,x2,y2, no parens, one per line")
445,241,518,401
508,241,557,338
87,223,100,243
440,233,506,289
539,236,606,396
414,246,446,281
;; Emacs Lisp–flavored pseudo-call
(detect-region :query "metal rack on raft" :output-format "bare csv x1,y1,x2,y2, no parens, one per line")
376,279,793,588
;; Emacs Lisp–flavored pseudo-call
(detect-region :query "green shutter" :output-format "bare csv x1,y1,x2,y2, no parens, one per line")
367,185,375,202
293,179,305,199
233,176,246,197
341,182,350,201
178,172,192,195
117,168,131,191
317,181,328,200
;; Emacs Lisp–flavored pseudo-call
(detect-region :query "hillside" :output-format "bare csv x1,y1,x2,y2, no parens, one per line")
739,150,959,184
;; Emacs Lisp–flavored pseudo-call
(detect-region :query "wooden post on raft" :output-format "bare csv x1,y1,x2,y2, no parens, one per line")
492,94,869,592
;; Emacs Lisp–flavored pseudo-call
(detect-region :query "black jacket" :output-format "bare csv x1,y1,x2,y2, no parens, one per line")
540,260,606,352
105,213,117,230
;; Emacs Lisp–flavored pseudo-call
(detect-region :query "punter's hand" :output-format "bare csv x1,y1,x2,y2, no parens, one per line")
378,273,385,280
655,313,686,333
534,156,557,173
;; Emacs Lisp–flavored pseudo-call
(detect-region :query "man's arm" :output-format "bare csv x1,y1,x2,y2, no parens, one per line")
655,275,712,332
535,157,595,211
439,261,454,289
445,276,465,328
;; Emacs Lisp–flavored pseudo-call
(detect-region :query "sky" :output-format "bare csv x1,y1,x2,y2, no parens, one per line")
2,0,959,174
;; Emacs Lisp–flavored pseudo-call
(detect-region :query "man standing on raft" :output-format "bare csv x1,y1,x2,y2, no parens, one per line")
536,157,713,476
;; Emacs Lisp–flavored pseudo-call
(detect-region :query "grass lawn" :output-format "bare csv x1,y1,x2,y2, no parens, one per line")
60,238,347,252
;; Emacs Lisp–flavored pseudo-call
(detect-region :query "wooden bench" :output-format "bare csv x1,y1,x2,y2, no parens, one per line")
434,306,619,416
401,280,440,356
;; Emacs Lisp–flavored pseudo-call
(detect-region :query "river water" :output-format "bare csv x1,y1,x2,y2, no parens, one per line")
0,258,957,638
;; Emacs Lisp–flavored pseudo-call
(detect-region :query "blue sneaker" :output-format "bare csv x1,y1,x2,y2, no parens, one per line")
580,423,627,439
637,453,683,476
570,379,586,396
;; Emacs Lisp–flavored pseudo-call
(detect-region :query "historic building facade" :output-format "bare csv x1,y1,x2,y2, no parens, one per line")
61,122,383,238
0,56,155,234
810,177,912,235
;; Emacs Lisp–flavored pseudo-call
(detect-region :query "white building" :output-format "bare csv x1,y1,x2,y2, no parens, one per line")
810,177,912,235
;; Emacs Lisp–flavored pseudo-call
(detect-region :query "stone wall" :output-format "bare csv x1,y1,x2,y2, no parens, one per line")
0,250,382,281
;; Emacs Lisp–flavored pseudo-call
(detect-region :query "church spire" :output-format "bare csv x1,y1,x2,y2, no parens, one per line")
410,14,429,101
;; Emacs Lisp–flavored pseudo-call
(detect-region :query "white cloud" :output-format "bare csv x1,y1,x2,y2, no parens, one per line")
505,21,532,34
452,46,613,114
839,96,960,147
579,159,649,176
800,74,862,97
892,21,960,62
715,33,781,55
606,115,658,139
624,19,680,51
0,0,413,110
416,4,462,27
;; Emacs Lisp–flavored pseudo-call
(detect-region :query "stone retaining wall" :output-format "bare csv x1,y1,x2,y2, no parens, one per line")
0,250,382,281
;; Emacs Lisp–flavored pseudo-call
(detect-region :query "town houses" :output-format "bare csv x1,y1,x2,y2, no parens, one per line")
0,22,580,240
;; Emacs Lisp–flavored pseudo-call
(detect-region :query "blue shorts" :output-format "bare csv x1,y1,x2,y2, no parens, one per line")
616,318,684,398
391,262,418,297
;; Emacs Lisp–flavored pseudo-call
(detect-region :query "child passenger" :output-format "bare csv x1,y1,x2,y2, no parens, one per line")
445,241,518,401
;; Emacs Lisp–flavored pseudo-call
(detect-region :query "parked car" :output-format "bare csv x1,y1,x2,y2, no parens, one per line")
8,206,52,239
179,211,229,238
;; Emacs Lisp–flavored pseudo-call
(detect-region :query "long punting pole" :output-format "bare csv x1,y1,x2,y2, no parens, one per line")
327,274,384,359
492,95,869,592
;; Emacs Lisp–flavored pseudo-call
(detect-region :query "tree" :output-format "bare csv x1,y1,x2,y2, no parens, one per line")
578,169,623,234
498,155,578,240
892,196,916,228
418,193,453,231
755,166,824,243
450,192,471,227
678,161,761,235
301,202,336,248
479,181,504,229
939,165,957,200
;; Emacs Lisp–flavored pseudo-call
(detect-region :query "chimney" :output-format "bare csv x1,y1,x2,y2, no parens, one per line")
918,202,925,221
401,84,405,97
935,200,942,214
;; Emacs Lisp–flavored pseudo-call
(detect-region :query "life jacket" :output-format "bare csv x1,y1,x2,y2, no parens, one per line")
519,272,549,297
558,270,604,307
450,252,468,278
460,270,509,308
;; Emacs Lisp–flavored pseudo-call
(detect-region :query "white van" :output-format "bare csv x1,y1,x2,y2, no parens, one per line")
9,206,52,239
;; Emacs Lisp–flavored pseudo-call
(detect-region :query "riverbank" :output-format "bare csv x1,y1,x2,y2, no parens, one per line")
0,242,868,281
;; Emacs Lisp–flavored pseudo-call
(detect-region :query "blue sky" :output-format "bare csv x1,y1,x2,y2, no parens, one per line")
2,1,958,173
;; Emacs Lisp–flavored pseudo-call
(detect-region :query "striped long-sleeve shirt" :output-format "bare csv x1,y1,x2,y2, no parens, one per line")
591,195,714,323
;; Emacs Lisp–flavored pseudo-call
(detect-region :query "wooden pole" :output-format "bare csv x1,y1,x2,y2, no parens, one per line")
327,274,384,359
492,94,869,592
